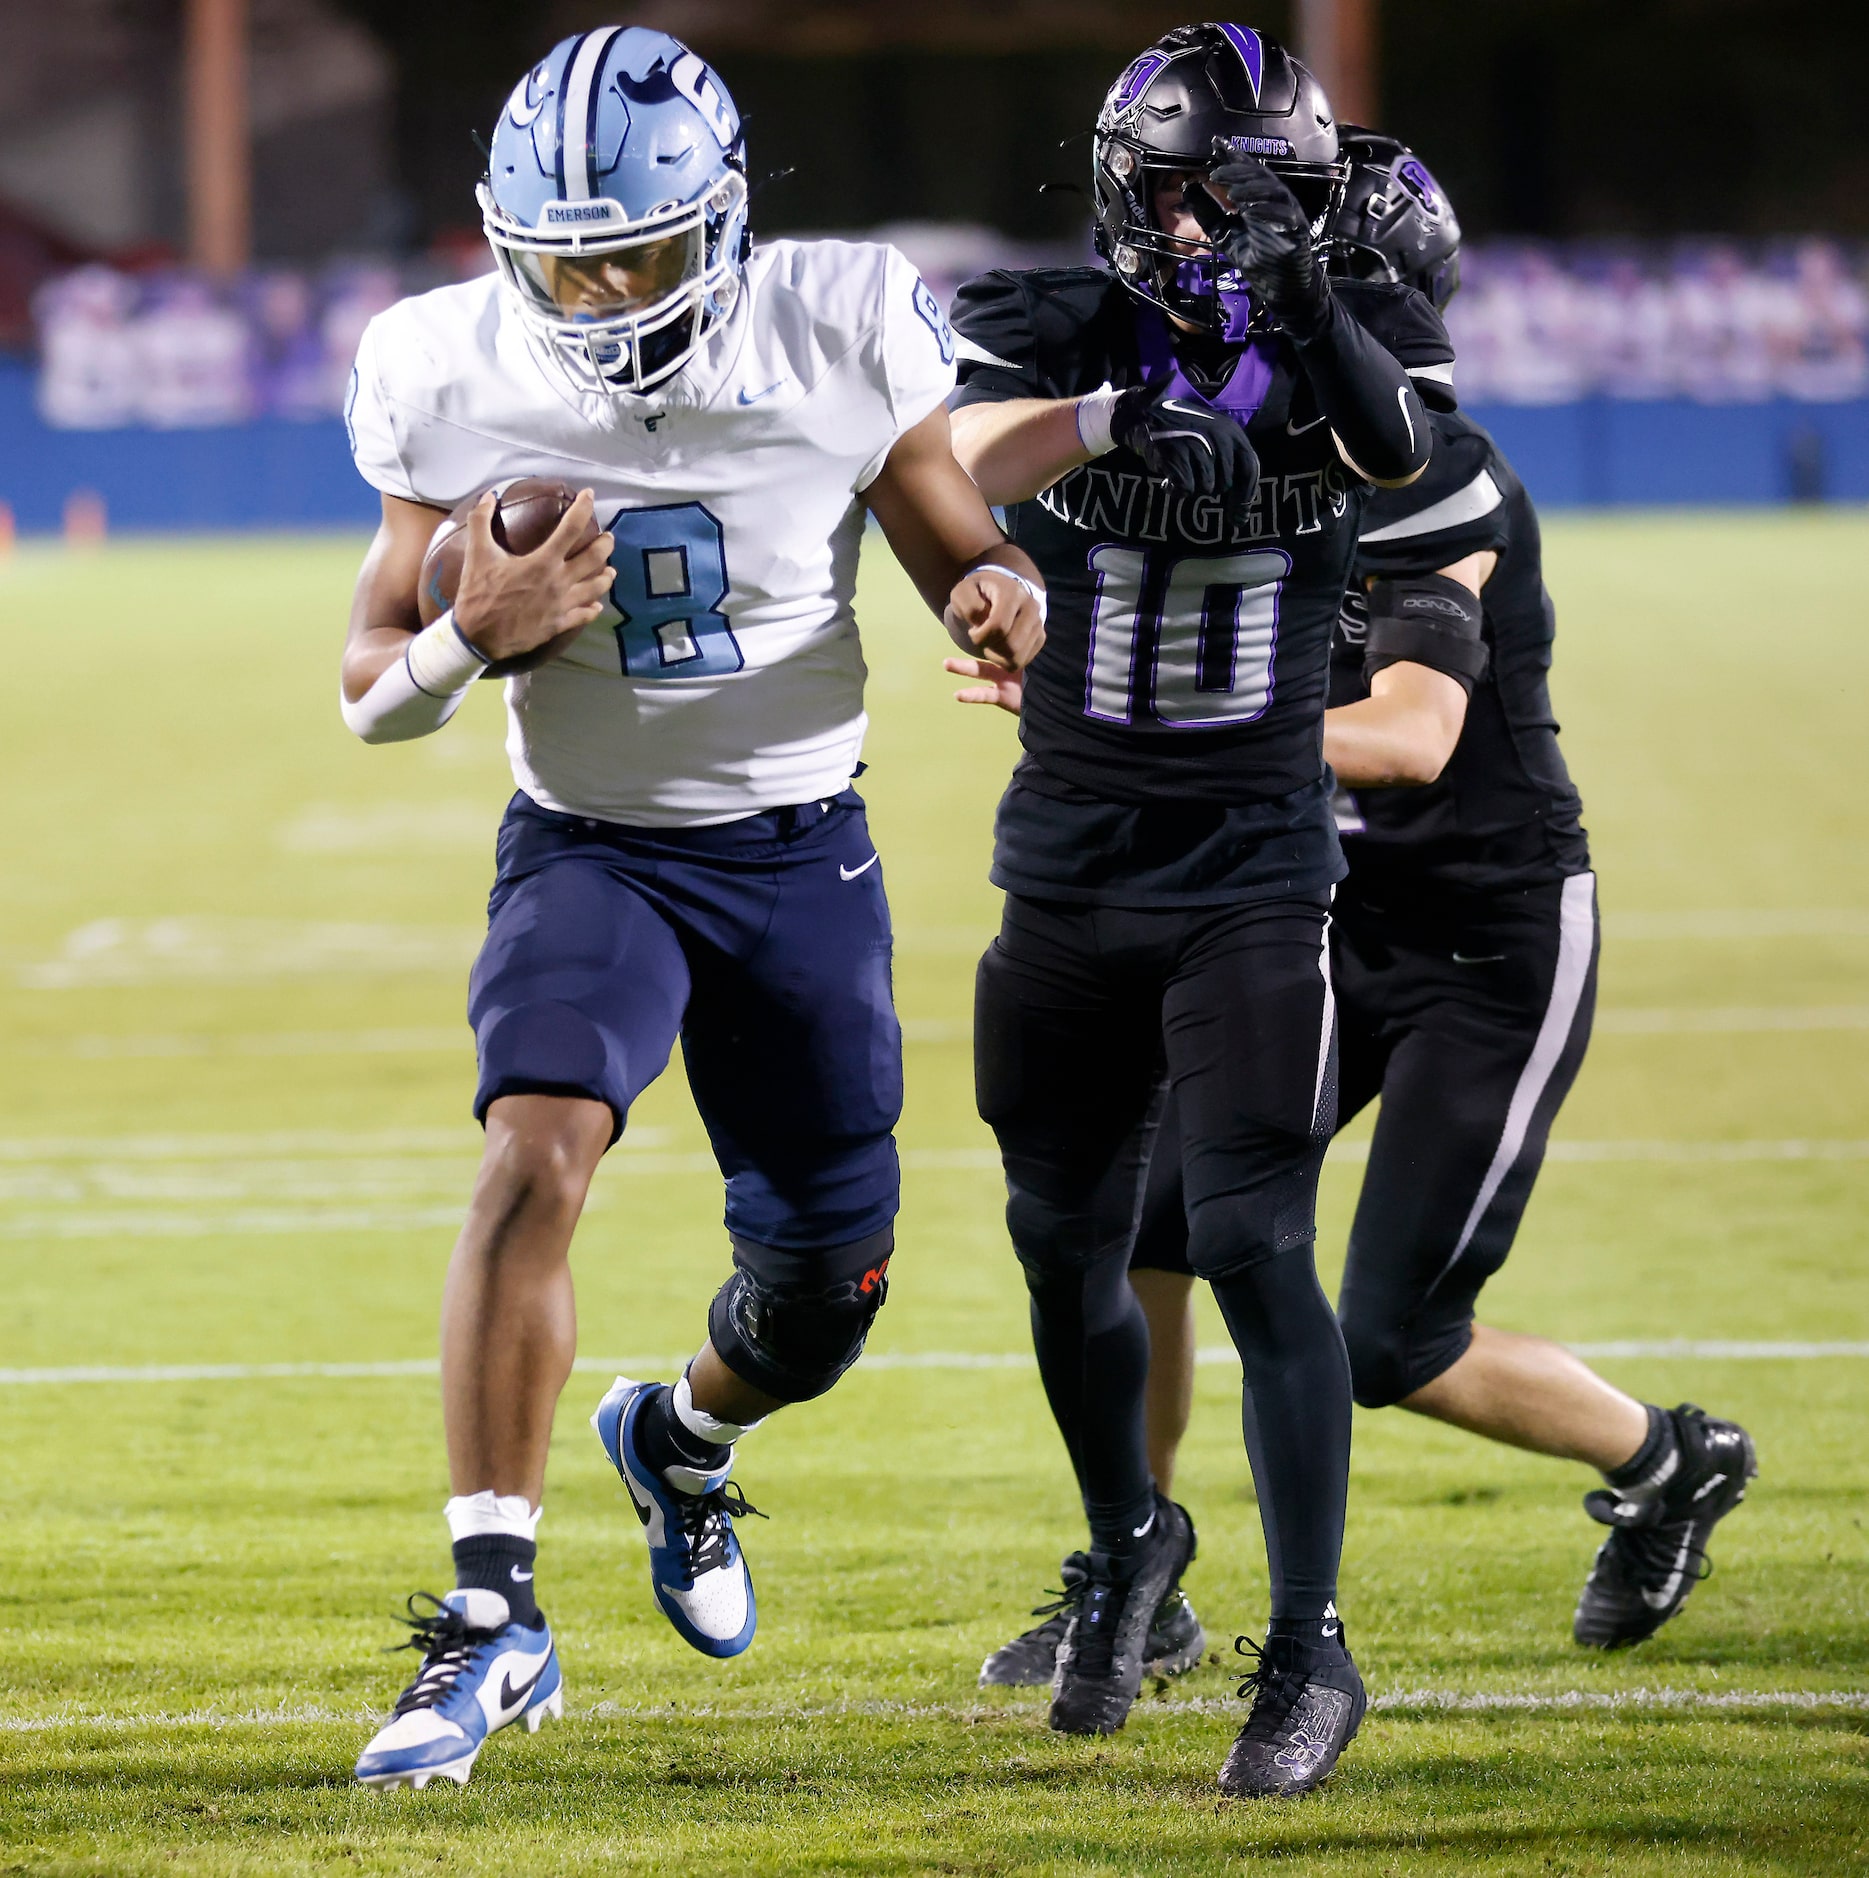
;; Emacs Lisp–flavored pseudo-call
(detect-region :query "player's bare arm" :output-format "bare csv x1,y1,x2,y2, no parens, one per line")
1323,551,1496,784
341,490,613,723
950,398,1095,508
863,401,1046,672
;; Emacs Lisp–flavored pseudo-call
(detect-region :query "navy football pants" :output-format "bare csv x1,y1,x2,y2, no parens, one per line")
470,790,902,1254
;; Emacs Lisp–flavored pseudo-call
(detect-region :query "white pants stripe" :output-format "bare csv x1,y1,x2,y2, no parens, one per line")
1311,911,1337,1135
1434,871,1597,1286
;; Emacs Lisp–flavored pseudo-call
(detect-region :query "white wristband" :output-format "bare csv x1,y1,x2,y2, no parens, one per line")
405,609,490,698
1075,382,1121,457
976,564,1048,626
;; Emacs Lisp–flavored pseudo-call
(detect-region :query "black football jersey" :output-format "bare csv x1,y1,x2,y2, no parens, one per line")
952,265,1454,907
1332,409,1590,892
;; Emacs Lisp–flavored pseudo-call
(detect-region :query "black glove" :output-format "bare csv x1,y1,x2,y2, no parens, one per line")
1110,369,1260,512
1200,144,1331,341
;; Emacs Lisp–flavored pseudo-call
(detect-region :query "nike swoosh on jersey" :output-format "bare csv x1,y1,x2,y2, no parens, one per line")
1450,952,1506,965
1286,412,1329,435
738,379,787,404
840,854,880,881
498,1659,550,1712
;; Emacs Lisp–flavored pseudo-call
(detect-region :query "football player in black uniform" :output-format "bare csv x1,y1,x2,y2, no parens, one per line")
945,25,1454,1796
965,129,1758,1690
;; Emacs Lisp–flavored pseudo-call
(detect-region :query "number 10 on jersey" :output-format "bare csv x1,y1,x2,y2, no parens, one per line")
606,501,745,680
1085,545,1291,726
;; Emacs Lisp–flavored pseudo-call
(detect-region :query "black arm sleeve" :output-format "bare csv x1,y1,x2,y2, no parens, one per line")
1292,292,1431,486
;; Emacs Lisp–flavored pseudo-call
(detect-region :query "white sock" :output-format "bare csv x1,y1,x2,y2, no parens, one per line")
444,1490,541,1543
673,1369,765,1447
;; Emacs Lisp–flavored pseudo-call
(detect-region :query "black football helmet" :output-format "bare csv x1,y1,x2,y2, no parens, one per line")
1328,129,1462,309
1092,22,1346,337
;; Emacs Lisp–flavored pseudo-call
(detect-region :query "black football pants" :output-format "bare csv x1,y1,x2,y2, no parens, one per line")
1133,870,1600,1406
975,890,1351,1623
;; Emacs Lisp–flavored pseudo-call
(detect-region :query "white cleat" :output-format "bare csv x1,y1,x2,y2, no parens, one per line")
353,1589,563,1791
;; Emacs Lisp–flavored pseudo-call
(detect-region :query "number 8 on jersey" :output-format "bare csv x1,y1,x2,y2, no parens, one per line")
607,502,744,680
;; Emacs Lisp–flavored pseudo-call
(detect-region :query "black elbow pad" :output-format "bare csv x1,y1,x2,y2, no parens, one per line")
1364,573,1489,693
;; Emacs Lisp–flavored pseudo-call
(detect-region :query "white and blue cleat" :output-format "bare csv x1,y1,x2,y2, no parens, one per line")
591,1375,763,1658
354,1588,562,1790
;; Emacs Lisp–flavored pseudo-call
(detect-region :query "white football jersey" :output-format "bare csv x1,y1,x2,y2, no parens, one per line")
347,240,956,825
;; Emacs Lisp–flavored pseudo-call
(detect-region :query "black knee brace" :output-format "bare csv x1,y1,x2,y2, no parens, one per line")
705,1227,894,1404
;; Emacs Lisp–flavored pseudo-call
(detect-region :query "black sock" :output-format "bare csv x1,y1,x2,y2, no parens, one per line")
636,1382,733,1481
1605,1404,1674,1487
1266,1608,1349,1669
452,1533,540,1628
1084,1488,1162,1568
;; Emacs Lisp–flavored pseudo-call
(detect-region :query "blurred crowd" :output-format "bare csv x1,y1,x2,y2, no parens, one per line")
30,262,431,430
1446,241,1869,405
27,237,1869,428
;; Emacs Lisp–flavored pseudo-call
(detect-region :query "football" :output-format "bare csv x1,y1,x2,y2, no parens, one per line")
417,476,606,676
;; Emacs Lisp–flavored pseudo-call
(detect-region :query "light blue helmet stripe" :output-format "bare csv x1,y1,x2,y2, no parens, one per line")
561,27,623,201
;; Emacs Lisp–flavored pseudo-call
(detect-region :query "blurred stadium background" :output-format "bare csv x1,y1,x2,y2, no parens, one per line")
3,0,1868,529
2,7,1866,1867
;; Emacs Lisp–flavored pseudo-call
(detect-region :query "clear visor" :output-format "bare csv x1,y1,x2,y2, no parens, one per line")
504,225,704,326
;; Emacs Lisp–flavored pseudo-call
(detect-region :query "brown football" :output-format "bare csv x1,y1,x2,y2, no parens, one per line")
418,476,605,676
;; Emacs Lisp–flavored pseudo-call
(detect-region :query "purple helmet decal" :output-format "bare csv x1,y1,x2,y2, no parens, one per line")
1393,155,1444,214
1215,23,1265,101
1109,49,1170,114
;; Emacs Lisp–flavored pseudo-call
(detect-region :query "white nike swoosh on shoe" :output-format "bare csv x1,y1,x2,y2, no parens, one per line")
1132,1512,1156,1539
1640,1534,1697,1608
840,854,880,881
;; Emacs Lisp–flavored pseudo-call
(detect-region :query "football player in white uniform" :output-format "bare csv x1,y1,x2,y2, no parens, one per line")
340,27,1044,1790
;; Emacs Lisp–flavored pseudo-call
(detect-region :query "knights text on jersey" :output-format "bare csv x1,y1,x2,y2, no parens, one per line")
346,239,955,827
950,265,1452,906
1330,409,1591,891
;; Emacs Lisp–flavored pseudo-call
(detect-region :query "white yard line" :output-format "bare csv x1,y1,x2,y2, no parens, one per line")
0,1135,1861,1172
3,1689,1863,1733
1605,909,1869,940
2,1342,1864,1387
57,1030,469,1060
1595,1005,1869,1034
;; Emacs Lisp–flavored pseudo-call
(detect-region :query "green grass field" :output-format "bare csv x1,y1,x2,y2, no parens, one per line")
0,511,1864,1875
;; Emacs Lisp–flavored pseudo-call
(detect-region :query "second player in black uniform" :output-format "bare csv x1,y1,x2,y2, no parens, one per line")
948,26,1451,1796
975,128,1758,1685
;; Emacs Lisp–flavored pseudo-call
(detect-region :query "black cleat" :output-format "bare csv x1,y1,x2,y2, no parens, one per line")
1048,1497,1195,1735
979,1545,1208,1688
1144,1583,1207,1678
1574,1403,1758,1649
1218,1625,1366,1799
980,1552,1088,1687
